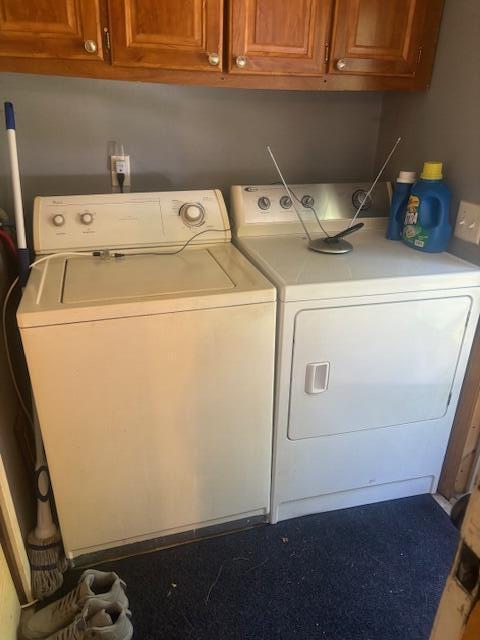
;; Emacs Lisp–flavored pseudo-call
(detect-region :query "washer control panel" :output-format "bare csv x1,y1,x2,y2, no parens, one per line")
230,182,391,237
34,190,230,254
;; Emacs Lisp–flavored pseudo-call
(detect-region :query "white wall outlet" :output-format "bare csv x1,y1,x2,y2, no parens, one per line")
454,201,480,245
110,155,131,192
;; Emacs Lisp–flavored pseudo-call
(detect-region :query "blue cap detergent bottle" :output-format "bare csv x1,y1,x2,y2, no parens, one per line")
402,162,452,253
386,171,416,240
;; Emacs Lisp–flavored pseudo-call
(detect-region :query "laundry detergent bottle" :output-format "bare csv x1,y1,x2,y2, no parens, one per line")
402,162,452,253
386,171,416,240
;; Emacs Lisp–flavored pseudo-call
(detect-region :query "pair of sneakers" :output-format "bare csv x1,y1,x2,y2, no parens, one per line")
21,569,133,640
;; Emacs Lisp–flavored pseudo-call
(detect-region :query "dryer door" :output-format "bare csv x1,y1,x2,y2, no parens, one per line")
288,296,471,440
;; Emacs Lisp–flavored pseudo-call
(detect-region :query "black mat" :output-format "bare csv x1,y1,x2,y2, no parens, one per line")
61,495,457,639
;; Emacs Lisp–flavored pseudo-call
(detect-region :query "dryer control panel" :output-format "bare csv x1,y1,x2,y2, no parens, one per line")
231,182,391,237
34,190,230,254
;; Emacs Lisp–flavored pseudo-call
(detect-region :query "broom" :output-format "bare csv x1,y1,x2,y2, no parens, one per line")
28,403,68,598
4,101,67,599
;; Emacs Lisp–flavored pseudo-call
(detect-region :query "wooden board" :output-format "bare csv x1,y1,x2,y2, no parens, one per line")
0,252,33,603
462,602,480,640
0,455,31,603
430,477,480,639
439,324,480,499
0,543,20,640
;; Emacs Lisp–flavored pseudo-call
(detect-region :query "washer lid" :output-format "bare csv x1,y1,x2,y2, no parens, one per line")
17,244,276,327
62,251,234,304
236,228,480,301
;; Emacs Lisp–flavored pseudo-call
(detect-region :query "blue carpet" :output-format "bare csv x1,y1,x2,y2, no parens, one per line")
68,495,457,639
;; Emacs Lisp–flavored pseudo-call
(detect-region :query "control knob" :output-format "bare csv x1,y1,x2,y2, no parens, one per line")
80,212,94,225
301,195,315,208
179,202,206,226
280,196,292,209
52,214,65,227
352,189,372,212
257,197,271,211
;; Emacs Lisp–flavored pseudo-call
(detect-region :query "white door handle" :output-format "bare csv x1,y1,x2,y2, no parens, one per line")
305,362,330,394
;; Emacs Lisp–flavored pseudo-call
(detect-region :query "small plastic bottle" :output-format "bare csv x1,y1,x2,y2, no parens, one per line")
402,162,452,253
386,171,416,241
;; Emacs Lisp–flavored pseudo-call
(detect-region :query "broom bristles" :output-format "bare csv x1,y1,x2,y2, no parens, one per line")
27,530,68,600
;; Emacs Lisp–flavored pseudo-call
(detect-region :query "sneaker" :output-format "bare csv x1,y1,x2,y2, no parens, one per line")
45,600,133,640
21,570,128,639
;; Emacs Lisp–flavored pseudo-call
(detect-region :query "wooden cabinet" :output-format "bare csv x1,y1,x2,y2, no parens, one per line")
329,0,427,77
0,0,445,91
0,0,104,62
229,0,332,76
108,0,223,72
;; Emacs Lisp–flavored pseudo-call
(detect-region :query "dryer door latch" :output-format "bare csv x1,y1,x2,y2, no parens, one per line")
305,362,330,394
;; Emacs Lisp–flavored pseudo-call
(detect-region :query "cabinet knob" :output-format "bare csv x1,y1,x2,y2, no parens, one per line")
235,56,247,69
84,40,98,54
336,58,347,71
208,53,220,66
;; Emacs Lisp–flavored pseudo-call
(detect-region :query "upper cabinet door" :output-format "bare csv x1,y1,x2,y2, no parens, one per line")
229,0,333,75
108,0,224,71
0,0,104,61
330,0,428,77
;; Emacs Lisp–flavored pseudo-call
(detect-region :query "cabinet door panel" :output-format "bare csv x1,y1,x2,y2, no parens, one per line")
0,0,104,61
109,0,223,71
330,0,427,76
230,0,333,75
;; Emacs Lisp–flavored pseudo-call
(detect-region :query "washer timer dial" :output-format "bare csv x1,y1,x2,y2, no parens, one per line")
179,202,206,227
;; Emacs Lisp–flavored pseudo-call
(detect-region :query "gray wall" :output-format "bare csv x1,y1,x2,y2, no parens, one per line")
376,0,480,263
0,73,382,229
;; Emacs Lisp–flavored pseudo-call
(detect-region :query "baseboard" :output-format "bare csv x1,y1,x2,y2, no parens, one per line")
71,514,267,568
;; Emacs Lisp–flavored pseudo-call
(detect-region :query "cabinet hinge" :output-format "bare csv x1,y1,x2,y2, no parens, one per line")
103,27,111,51
324,42,330,66
416,46,423,66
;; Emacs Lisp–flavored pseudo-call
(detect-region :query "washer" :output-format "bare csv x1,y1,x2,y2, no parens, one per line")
17,190,276,561
231,182,480,523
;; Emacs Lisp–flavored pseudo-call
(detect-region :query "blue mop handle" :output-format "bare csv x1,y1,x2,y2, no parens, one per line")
4,101,15,129
4,102,29,286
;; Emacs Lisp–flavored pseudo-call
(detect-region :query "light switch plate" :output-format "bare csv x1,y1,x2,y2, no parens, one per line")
454,201,480,245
